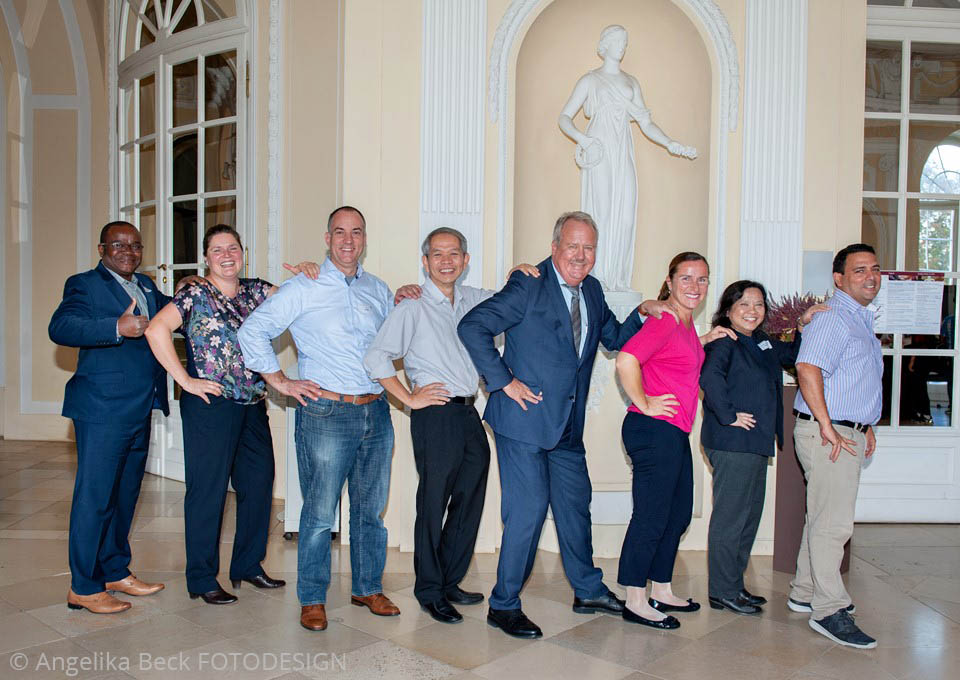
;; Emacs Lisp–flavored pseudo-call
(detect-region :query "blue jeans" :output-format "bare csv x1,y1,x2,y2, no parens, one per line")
294,395,394,605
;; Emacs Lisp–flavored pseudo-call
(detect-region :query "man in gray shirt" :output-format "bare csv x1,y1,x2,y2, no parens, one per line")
364,228,535,624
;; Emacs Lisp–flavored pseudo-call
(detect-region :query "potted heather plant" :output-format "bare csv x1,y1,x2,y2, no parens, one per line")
766,292,827,343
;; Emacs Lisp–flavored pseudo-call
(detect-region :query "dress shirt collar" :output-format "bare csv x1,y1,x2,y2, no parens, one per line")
551,261,581,294
320,256,365,282
104,265,138,289
421,277,461,308
831,288,879,321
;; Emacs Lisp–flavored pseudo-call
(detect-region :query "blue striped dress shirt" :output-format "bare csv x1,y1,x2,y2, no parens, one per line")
794,289,883,425
237,258,393,395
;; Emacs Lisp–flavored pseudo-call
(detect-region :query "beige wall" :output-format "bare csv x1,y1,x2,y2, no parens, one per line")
804,0,867,253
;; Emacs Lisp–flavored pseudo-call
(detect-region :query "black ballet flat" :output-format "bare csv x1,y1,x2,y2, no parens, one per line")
231,573,286,589
622,607,680,629
649,597,701,613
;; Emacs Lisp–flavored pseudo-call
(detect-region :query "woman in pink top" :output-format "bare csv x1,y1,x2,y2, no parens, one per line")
614,251,713,630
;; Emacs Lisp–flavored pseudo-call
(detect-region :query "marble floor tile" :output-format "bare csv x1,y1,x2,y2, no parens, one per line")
0,611,64,653
29,596,165,638
548,614,693,670
327,592,436,640
8,513,71,530
299,639,460,680
73,612,226,659
0,573,73,610
389,617,534,669
471,640,634,680
0,637,131,680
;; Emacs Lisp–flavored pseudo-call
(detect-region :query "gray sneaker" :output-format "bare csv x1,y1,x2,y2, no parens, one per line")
809,609,877,649
788,597,856,614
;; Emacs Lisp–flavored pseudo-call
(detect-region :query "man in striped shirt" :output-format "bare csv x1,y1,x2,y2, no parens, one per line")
789,243,883,650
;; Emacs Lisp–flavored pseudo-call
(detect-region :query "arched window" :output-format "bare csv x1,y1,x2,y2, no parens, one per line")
114,0,250,479
116,0,248,290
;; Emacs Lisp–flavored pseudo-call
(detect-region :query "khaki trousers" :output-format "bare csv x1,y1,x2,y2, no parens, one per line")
789,418,866,620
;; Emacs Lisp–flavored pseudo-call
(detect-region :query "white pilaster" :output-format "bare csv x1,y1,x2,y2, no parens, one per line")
419,0,486,285
739,0,808,299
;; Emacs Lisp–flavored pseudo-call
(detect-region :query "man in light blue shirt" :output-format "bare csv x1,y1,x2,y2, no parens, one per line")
790,243,882,650
238,206,400,632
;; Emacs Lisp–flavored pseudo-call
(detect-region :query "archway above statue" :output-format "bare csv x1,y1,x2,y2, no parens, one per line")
558,24,698,292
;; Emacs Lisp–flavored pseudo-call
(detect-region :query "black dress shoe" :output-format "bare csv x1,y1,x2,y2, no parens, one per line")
189,587,238,605
572,589,625,615
231,574,286,589
445,586,484,605
649,597,701,613
487,607,543,638
709,595,761,615
738,589,767,606
622,606,680,629
421,598,463,624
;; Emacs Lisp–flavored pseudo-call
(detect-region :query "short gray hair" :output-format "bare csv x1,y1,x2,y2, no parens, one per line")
421,227,469,256
552,211,599,244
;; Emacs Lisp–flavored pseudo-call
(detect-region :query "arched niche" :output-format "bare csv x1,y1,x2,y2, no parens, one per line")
513,0,712,298
489,0,738,302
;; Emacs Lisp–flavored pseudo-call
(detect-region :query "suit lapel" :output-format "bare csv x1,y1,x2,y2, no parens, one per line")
740,331,779,380
542,259,577,358
579,280,601,366
96,262,137,312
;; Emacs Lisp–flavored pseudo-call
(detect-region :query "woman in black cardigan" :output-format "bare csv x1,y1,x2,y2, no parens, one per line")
700,281,825,615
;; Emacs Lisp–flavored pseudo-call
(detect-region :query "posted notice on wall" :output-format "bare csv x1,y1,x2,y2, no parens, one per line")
873,271,945,335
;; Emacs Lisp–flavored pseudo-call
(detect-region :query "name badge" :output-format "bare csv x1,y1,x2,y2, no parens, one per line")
758,340,772,350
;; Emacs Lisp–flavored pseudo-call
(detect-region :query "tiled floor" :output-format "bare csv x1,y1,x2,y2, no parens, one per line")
1,439,958,679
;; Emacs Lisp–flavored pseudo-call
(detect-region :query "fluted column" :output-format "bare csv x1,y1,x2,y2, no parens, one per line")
420,0,486,285
739,0,808,298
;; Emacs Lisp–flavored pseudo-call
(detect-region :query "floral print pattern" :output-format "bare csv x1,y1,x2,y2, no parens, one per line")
174,278,272,404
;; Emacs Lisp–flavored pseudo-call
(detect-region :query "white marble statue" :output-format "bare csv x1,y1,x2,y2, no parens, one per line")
558,25,697,291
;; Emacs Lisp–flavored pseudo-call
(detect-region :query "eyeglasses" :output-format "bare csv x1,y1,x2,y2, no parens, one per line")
102,241,144,252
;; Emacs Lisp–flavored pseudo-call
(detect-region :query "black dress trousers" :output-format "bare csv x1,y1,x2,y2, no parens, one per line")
410,401,490,605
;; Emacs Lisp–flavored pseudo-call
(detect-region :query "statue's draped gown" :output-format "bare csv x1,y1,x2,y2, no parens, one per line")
580,70,647,291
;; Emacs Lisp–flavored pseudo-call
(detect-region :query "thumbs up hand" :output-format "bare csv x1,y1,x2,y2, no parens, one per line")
118,298,149,338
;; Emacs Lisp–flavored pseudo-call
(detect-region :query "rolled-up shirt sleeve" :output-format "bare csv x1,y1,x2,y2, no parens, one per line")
238,278,304,375
795,311,847,377
363,302,416,380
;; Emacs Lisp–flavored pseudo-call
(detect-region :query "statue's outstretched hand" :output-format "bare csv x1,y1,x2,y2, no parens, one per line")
667,141,697,160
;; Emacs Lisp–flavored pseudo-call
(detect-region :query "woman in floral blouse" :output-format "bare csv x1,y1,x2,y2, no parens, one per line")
145,225,318,605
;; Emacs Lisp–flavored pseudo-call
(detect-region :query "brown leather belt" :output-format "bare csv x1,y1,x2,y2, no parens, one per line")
317,388,381,405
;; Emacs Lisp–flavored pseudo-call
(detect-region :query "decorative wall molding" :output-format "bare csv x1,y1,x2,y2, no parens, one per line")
60,0,92,274
0,59,5,388
3,0,92,414
419,0,487,287
487,0,740,287
738,0,807,299
267,0,282,285
108,0,117,219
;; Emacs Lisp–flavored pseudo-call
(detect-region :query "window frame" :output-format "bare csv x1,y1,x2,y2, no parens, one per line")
865,6,960,431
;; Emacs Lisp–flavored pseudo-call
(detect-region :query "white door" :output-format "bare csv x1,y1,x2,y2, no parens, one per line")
118,27,246,481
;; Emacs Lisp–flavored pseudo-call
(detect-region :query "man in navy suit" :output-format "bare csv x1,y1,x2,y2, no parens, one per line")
49,221,168,613
458,211,656,638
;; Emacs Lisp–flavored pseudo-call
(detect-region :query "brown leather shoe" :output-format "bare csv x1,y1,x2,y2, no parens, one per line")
351,593,401,616
300,604,328,631
67,589,132,614
106,574,165,596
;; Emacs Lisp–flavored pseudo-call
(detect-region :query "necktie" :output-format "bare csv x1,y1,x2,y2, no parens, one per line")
565,284,582,356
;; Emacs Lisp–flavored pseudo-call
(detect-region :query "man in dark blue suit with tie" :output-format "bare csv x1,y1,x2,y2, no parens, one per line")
458,211,660,638
49,221,169,614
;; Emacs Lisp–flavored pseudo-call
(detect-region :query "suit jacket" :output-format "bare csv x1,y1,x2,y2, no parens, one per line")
457,257,643,451
699,328,801,456
49,262,171,424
